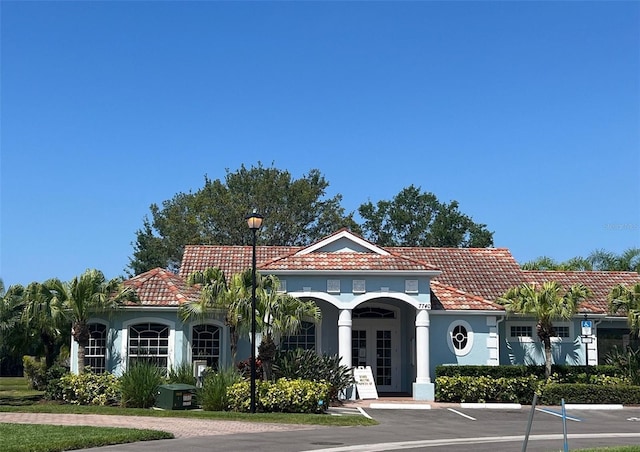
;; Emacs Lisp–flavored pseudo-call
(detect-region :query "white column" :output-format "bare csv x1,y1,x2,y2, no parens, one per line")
415,309,431,383
338,309,352,369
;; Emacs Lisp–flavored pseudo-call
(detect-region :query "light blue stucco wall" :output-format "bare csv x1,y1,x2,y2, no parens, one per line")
75,308,229,376
498,318,584,366
429,314,496,378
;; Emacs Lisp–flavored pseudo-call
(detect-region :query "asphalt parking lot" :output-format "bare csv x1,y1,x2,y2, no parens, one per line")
67,405,640,452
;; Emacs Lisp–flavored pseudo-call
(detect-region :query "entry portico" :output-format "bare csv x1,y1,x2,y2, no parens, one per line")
259,229,441,399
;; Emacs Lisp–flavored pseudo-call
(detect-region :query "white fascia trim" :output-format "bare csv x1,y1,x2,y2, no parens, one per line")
122,306,180,311
296,230,390,256
430,311,506,316
264,270,442,277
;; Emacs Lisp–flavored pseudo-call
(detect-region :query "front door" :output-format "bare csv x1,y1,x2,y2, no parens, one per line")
351,306,401,393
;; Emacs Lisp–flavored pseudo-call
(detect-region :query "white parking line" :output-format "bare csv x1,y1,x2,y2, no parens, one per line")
447,408,476,420
535,407,582,422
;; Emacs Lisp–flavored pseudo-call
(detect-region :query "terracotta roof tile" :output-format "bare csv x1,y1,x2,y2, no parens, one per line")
523,270,640,314
395,247,523,301
430,281,503,311
261,251,438,271
124,268,201,307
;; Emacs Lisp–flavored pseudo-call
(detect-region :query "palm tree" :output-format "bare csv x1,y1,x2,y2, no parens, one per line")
181,267,251,364
0,281,28,370
182,268,322,378
609,283,640,336
258,274,322,380
588,248,640,272
21,281,66,368
44,269,138,374
498,281,592,378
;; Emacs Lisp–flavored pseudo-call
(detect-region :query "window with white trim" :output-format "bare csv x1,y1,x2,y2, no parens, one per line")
128,322,169,370
281,321,317,351
555,325,570,338
447,320,473,356
192,324,221,369
85,323,107,373
510,325,533,338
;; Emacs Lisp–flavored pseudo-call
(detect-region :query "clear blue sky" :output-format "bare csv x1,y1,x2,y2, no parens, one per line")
1,1,639,287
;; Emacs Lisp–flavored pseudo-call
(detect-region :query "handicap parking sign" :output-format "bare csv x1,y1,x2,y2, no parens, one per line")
581,319,592,336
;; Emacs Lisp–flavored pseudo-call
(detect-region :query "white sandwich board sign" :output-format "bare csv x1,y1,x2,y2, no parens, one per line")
353,366,378,400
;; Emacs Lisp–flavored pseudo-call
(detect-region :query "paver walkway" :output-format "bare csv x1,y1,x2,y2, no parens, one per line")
0,412,323,438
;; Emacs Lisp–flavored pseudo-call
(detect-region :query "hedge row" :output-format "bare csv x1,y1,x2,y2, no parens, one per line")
435,376,540,403
436,364,621,380
436,376,640,405
539,383,640,405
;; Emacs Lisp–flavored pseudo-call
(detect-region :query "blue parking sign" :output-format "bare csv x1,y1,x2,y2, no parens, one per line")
581,320,592,336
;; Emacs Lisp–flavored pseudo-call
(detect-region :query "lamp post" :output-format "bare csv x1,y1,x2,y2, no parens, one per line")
246,210,263,414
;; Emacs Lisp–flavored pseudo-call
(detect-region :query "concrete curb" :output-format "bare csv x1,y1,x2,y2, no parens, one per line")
460,403,522,409
369,403,431,410
564,404,624,410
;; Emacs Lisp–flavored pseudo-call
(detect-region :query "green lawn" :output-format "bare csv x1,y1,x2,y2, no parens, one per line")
0,423,173,452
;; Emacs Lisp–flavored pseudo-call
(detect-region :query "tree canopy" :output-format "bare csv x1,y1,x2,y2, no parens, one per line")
128,165,494,275
522,248,640,273
128,164,358,275
358,185,493,247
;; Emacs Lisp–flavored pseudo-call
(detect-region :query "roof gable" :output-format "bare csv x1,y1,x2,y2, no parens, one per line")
296,229,390,256
124,267,201,306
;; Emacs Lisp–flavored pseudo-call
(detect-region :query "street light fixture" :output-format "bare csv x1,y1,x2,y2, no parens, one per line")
246,210,263,414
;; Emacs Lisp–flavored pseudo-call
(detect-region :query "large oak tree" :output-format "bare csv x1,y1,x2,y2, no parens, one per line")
128,164,358,275
358,185,493,247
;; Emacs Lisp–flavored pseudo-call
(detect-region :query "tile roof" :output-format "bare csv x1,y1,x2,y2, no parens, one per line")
143,235,640,314
394,247,524,302
260,250,439,272
179,245,299,280
523,270,640,314
124,268,201,306
430,281,503,311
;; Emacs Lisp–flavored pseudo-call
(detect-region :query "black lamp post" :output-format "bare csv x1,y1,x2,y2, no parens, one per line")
246,210,263,414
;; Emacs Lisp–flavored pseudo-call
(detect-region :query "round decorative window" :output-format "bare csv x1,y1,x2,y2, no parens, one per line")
447,320,473,356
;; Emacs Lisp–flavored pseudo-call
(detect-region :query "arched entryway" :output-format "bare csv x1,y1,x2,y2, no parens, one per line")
351,303,401,393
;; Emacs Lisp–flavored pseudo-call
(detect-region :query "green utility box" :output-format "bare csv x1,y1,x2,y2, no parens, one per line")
155,384,197,410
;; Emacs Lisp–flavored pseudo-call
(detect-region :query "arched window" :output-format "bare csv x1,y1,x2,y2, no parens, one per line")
447,320,473,356
85,323,107,373
281,321,316,351
192,324,221,369
128,322,169,370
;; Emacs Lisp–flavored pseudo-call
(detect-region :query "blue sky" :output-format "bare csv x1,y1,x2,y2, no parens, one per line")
1,1,639,287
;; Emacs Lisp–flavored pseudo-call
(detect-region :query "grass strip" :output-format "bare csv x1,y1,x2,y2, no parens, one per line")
0,423,173,452
0,403,377,426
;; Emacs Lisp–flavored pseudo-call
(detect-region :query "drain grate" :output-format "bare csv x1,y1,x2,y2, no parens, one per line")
310,442,344,446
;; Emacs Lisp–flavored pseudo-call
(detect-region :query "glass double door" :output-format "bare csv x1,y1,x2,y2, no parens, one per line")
352,321,400,392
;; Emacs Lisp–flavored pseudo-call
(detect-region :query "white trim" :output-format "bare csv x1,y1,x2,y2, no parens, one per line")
186,319,227,366
447,320,474,356
296,230,391,256
264,269,442,277
121,317,176,373
506,321,535,343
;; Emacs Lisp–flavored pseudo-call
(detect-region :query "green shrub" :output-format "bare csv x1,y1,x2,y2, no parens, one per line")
199,367,242,411
436,364,622,381
119,362,165,408
540,383,640,405
44,364,73,401
22,356,47,390
227,378,330,413
168,362,196,386
605,346,640,385
435,375,541,403
273,349,354,403
51,370,120,405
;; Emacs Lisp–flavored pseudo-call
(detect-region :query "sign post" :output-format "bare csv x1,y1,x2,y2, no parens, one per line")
580,318,593,369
